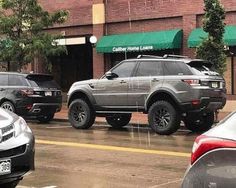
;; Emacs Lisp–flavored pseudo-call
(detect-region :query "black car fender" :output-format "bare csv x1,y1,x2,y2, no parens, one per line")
67,88,96,107
145,89,181,111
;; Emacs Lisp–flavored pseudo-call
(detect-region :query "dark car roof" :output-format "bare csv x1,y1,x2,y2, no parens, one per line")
0,72,53,78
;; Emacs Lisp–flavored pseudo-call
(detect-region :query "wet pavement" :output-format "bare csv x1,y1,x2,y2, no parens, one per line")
18,121,198,188
16,103,233,188
55,103,231,125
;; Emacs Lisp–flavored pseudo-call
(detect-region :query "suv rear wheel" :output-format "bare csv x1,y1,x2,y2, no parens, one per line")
37,113,54,123
148,101,180,135
106,114,132,128
68,99,95,129
184,111,214,132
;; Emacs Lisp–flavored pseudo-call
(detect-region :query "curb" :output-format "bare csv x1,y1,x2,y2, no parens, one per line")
52,118,149,127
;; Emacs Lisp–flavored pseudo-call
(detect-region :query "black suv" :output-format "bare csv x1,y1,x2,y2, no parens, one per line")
67,55,226,135
0,72,62,123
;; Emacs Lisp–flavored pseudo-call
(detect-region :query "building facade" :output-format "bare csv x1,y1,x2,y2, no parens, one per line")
38,0,236,95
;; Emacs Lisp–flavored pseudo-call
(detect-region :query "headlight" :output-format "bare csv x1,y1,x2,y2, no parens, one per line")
14,117,28,137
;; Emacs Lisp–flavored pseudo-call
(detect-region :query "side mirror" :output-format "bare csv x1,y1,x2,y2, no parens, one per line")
105,71,118,79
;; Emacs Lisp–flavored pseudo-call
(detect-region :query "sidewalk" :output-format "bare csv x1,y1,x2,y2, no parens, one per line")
54,101,235,124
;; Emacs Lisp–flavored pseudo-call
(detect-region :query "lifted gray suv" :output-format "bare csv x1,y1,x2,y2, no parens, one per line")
67,55,226,135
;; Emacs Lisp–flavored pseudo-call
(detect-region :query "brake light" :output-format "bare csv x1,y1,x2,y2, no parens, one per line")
182,79,200,86
20,89,34,96
191,135,236,164
191,99,200,106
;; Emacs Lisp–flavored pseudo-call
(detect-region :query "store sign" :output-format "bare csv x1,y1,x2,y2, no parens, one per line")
112,45,154,52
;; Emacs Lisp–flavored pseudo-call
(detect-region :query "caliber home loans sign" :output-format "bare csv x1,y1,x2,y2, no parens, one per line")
112,45,154,52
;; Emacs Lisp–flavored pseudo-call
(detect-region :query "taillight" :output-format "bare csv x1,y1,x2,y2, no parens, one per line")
20,89,34,96
191,99,200,106
182,79,200,86
191,135,236,164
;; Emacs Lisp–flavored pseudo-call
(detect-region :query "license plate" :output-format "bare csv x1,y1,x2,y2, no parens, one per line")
212,82,218,88
45,91,52,96
0,159,11,175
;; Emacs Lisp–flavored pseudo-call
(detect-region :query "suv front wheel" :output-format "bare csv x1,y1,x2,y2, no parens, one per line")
1,101,15,113
68,99,95,129
106,113,132,128
148,101,180,135
183,111,214,132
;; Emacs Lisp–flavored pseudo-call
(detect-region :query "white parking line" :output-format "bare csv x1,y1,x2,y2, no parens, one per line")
17,186,57,188
46,126,71,129
149,178,183,188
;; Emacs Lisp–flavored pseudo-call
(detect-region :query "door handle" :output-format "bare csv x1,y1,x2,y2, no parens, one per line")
0,88,5,91
120,80,126,84
89,83,94,89
152,78,159,82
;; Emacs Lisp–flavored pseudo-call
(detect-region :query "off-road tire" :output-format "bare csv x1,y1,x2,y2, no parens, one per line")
148,101,180,135
184,111,214,133
68,99,95,129
37,113,54,123
106,113,132,128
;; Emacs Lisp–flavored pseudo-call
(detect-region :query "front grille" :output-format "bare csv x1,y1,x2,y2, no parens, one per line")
0,124,14,143
0,145,26,158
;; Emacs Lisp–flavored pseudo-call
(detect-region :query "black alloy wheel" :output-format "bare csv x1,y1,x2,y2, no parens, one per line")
106,113,132,128
184,111,215,132
37,113,54,123
148,101,180,135
68,99,95,129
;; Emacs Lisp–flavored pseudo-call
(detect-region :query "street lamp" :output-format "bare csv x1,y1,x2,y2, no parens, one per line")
89,35,97,47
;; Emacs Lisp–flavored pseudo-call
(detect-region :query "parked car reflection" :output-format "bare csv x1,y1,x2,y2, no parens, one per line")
0,108,34,188
182,111,236,188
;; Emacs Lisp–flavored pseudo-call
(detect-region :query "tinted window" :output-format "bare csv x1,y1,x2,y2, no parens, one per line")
0,74,8,86
136,61,163,76
163,61,192,75
27,75,60,88
112,61,136,78
187,61,219,75
9,75,28,86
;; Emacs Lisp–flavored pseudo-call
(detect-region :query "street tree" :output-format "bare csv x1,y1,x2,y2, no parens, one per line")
196,0,226,75
0,0,68,71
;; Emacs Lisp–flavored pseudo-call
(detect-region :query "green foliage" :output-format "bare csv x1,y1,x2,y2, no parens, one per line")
0,0,68,70
196,0,226,75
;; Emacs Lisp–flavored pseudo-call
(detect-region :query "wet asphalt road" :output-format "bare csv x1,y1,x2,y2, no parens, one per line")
18,120,198,188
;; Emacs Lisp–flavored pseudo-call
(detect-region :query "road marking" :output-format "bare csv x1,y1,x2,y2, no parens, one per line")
46,126,71,129
149,178,183,188
36,139,190,158
17,186,57,188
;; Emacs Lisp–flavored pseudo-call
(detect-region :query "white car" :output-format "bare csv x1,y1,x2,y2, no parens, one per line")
0,108,34,188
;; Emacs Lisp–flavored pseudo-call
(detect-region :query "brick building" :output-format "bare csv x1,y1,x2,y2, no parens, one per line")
38,0,236,95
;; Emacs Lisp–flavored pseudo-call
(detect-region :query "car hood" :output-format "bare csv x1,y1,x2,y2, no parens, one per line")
0,108,18,127
72,79,99,85
204,111,236,141
67,79,100,96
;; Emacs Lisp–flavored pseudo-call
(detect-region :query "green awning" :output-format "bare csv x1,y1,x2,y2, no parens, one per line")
96,29,183,53
188,25,236,48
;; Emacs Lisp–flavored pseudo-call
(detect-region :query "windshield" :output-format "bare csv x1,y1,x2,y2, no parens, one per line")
26,75,60,89
187,61,219,76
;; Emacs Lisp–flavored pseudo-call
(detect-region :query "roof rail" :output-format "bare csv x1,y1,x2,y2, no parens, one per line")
163,54,189,59
137,55,162,59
